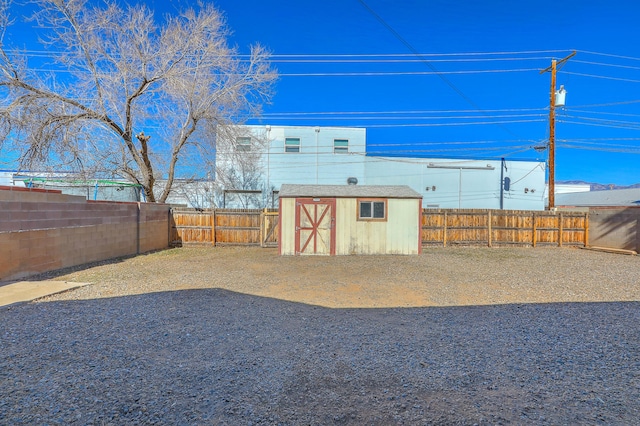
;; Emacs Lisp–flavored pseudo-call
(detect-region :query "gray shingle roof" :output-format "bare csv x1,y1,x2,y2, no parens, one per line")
556,188,640,206
279,184,422,199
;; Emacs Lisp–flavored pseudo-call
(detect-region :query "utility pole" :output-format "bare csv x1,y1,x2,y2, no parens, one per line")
540,51,575,210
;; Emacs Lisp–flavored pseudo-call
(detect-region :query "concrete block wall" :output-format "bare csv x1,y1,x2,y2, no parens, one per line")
0,186,170,282
139,203,172,253
586,207,640,253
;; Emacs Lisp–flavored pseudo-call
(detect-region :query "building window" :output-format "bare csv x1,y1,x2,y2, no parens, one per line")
236,136,251,151
285,137,300,153
334,139,348,154
358,199,386,221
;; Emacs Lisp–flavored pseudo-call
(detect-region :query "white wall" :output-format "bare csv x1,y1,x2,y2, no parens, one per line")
0,172,14,186
218,125,546,210
363,158,545,210
256,125,367,189
555,184,591,194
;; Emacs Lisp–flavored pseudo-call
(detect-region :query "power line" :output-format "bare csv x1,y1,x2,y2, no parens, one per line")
561,114,640,128
558,140,640,149
572,59,640,71
356,0,524,139
350,119,545,128
368,139,536,147
260,107,548,116
17,66,543,77
577,50,640,62
559,144,640,154
560,71,640,83
256,113,544,121
558,137,640,142
270,56,553,64
568,99,640,108
270,50,571,58
266,68,541,77
559,119,640,131
9,48,573,59
566,109,640,118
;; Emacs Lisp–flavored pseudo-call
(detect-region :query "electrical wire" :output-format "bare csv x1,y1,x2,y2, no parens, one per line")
269,56,553,64
362,119,545,128
256,113,544,121
572,59,640,71
558,143,640,154
558,119,640,131
9,48,573,59
566,109,640,118
560,114,640,128
356,0,522,139
576,50,640,62
566,100,640,108
560,71,640,83
279,68,540,77
260,107,548,116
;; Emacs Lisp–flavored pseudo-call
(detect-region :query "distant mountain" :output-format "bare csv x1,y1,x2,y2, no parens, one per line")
558,180,640,191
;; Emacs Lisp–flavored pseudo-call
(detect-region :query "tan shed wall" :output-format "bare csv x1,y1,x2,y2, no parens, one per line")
279,197,297,255
335,198,420,255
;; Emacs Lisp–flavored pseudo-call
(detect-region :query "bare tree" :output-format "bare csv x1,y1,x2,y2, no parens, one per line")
0,0,276,202
210,126,274,208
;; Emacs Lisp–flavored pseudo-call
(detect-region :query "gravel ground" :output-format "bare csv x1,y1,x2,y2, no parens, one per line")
1,247,640,424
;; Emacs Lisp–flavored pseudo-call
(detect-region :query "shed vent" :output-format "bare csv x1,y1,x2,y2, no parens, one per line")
347,177,358,185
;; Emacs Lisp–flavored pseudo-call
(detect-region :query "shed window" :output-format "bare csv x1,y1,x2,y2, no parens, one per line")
334,139,349,154
285,137,300,153
358,200,386,220
236,136,251,151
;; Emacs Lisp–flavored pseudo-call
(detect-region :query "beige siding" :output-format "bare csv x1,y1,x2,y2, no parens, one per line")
279,198,297,255
387,199,421,254
335,198,420,255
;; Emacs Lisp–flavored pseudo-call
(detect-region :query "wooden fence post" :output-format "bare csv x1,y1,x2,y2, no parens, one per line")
211,209,216,246
584,212,589,247
260,208,265,247
532,212,537,248
488,210,492,247
558,212,563,247
443,211,448,247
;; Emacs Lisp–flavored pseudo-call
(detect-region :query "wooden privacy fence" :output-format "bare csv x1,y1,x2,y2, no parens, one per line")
171,208,588,248
422,209,588,247
170,208,278,247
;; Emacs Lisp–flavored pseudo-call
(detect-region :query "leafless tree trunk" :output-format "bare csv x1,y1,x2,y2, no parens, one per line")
0,0,276,202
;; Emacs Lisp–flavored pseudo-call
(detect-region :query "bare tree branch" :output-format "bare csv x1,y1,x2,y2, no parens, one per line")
0,0,276,201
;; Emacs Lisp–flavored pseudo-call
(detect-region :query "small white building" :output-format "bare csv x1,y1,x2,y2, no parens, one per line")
279,184,423,256
217,125,547,210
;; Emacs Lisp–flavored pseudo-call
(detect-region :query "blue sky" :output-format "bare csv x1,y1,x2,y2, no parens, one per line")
208,0,640,185
3,0,640,185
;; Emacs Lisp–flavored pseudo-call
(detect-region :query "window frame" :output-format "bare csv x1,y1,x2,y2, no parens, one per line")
357,198,388,222
284,137,301,153
333,138,349,154
236,136,252,152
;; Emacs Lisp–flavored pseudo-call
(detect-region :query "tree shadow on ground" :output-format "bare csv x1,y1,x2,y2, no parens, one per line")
2,289,639,425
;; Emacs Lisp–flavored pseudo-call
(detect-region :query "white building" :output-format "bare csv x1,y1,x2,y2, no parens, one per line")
555,183,591,194
217,125,547,210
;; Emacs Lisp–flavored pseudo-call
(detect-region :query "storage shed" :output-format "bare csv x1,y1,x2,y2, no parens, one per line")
279,184,423,255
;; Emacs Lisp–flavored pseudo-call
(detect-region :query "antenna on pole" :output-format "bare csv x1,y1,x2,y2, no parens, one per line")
540,51,576,210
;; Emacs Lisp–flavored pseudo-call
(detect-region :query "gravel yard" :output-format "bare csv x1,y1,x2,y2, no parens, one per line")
2,247,640,424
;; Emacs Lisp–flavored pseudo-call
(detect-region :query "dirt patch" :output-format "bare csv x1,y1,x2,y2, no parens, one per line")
6,246,640,424
40,246,640,307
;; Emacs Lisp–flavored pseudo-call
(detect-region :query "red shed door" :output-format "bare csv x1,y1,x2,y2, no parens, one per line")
295,198,336,255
